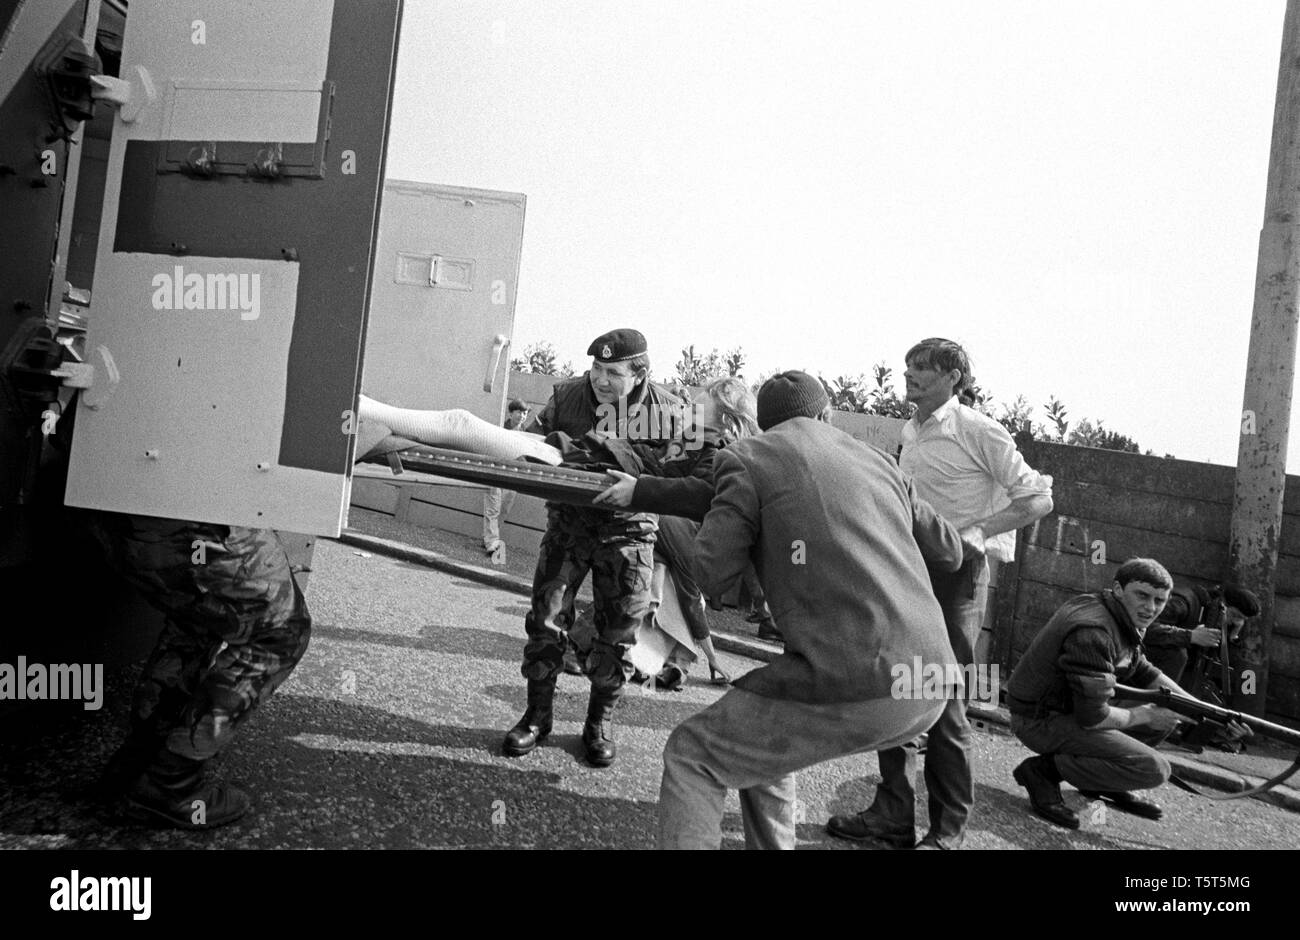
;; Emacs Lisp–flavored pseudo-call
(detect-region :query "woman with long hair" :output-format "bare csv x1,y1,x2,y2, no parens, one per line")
594,376,763,687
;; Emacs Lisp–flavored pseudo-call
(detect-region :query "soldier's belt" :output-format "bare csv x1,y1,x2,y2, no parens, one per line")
359,439,611,507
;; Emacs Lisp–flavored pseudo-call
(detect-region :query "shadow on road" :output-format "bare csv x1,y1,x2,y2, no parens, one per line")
0,689,662,849
309,622,521,664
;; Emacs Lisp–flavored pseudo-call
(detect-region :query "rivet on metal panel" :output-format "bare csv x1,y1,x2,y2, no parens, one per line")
144,450,158,459
248,143,283,179
184,142,216,178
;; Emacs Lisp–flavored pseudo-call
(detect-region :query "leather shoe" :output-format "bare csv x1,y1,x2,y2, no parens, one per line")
1079,789,1163,820
915,833,961,850
655,664,685,691
562,647,585,676
1013,757,1079,830
503,679,554,757
825,810,915,847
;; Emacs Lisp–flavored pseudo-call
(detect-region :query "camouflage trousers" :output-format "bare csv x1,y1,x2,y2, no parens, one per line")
86,513,311,762
522,510,655,691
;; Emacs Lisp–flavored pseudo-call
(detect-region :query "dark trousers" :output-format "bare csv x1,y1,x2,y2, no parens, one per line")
1011,713,1171,792
868,555,989,843
522,509,655,692
653,514,710,641
87,514,311,762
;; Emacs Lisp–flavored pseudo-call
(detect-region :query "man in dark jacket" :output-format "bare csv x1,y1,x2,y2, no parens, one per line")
656,371,972,849
1143,583,1260,689
1005,557,1192,829
503,328,683,767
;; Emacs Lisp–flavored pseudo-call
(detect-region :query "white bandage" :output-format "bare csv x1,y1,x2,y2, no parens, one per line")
357,395,562,465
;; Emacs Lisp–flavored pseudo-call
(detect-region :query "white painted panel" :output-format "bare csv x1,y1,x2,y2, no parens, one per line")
121,0,333,142
166,80,323,143
66,253,346,533
361,181,526,421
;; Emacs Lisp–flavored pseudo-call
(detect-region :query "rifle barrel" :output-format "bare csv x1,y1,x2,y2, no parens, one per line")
1114,684,1300,749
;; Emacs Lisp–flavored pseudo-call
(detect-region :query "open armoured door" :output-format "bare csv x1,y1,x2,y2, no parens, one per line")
362,180,526,424
65,0,402,535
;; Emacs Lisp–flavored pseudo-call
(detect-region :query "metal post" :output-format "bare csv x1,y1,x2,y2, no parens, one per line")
1228,0,1300,717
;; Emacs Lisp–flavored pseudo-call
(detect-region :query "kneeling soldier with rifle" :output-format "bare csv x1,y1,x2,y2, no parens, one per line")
1005,558,1246,829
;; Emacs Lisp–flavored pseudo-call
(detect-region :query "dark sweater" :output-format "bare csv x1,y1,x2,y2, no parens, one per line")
1006,591,1162,727
1143,586,1205,650
628,430,725,520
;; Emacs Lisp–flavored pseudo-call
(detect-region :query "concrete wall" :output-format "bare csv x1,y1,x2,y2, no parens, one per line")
993,440,1300,722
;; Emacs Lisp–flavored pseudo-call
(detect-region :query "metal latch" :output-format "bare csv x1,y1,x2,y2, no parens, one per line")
248,142,284,179
89,65,156,124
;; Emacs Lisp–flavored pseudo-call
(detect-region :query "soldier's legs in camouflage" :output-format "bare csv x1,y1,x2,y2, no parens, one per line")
587,538,655,693
168,532,312,760
96,516,311,761
522,522,592,681
131,619,213,742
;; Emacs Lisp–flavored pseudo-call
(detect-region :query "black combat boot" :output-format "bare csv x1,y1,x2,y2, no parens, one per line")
123,749,250,829
93,727,165,801
503,678,555,756
582,686,620,768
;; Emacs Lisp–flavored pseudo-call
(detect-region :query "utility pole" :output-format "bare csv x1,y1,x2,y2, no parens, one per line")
1229,0,1300,717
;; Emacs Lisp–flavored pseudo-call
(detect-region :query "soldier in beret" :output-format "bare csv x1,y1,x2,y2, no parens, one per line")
1144,582,1260,690
503,328,685,767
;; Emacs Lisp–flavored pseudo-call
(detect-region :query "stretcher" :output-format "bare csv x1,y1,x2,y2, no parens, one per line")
354,396,699,676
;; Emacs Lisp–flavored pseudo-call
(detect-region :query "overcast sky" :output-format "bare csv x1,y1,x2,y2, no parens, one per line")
385,0,1290,469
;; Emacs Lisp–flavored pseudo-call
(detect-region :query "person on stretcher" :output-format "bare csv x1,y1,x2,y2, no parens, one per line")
352,393,565,466
593,376,762,688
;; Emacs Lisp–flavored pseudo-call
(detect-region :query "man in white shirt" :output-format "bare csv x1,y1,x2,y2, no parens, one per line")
827,337,1053,849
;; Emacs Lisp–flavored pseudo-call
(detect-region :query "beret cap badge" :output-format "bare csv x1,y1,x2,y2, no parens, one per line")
587,329,648,362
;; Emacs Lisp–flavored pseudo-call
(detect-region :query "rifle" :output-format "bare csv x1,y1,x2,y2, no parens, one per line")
1185,597,1233,709
1115,684,1300,799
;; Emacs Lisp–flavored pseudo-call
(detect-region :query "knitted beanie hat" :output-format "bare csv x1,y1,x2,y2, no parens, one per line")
756,370,830,430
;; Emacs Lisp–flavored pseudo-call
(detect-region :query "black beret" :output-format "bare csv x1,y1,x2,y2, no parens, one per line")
587,329,648,362
1221,583,1261,617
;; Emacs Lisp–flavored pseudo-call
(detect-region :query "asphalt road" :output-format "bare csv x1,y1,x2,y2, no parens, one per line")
1,536,1298,850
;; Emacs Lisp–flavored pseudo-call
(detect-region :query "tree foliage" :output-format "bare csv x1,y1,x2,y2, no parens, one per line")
509,341,575,377
815,362,1155,454
509,340,1156,454
674,345,745,386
